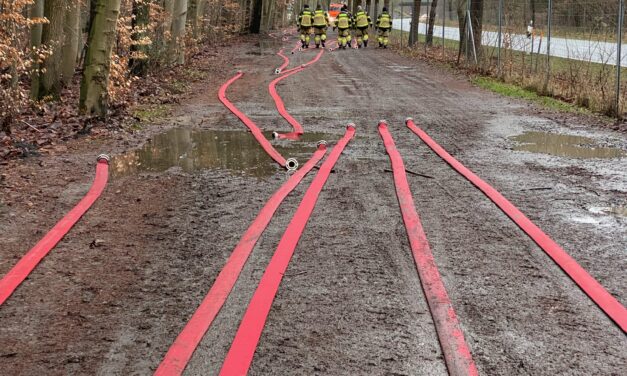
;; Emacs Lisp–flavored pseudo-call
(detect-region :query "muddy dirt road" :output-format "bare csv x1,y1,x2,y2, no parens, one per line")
1,34,625,375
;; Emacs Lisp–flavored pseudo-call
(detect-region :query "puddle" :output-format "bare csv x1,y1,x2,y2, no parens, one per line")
510,131,626,159
111,128,332,178
589,205,627,218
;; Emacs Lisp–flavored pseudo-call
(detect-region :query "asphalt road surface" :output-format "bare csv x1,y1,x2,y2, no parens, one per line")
393,19,627,67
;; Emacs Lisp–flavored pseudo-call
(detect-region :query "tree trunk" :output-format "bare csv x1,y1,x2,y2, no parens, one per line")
130,0,150,76
250,0,262,33
61,0,80,85
426,0,438,46
409,0,420,46
80,0,122,117
39,0,66,99
374,0,379,21
383,0,390,10
469,0,483,58
456,0,466,64
169,0,188,65
30,0,45,100
260,0,275,32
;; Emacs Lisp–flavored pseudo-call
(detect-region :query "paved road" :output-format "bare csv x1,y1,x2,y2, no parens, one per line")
393,19,627,67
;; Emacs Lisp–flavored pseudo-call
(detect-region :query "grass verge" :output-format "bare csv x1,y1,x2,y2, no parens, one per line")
471,76,589,113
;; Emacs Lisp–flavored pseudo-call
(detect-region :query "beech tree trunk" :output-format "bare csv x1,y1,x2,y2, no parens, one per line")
426,0,438,45
80,0,122,116
409,0,420,46
39,0,66,99
30,0,45,100
61,0,80,85
169,0,188,65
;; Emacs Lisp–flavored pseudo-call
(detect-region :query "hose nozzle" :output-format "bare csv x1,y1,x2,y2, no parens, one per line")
347,123,356,130
286,158,299,171
317,140,327,148
96,154,111,164
405,117,414,124
272,131,279,139
275,68,282,74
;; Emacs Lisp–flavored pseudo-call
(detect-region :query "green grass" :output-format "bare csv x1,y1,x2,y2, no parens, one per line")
389,28,625,115
471,76,588,113
132,104,170,123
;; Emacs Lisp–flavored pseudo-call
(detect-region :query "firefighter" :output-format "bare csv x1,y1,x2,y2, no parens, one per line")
334,5,353,49
298,4,314,48
353,5,372,48
312,4,329,48
376,6,392,48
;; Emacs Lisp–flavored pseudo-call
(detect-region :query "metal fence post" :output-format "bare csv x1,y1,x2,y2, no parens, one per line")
544,0,552,93
616,0,625,117
497,0,503,77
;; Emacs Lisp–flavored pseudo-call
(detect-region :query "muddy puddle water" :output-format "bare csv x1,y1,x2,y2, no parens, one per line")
111,128,332,178
510,131,626,159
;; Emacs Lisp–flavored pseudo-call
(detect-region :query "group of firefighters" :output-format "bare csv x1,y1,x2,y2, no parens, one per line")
297,4,392,50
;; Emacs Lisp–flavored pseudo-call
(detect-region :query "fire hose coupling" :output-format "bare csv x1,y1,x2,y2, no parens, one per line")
237,70,243,75
301,64,306,68
275,68,282,75
347,123,356,130
272,131,279,139
317,140,327,148
405,117,414,124
96,154,111,164
286,158,299,171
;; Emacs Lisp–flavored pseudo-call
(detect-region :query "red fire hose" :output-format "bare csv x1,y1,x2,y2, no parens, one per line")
154,144,328,376
0,155,110,307
378,122,478,376
219,125,356,376
406,118,627,332
218,72,290,168
269,67,306,138
276,49,290,72
271,48,325,140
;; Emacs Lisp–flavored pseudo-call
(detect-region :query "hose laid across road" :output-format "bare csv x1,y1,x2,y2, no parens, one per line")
219,125,356,375
154,143,328,376
406,118,627,332
0,155,110,306
378,122,478,376
218,72,289,168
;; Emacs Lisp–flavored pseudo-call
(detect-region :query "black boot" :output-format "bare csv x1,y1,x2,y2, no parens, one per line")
364,40,368,47
322,41,325,47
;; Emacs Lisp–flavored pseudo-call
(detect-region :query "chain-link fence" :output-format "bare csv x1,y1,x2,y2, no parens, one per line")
384,0,626,117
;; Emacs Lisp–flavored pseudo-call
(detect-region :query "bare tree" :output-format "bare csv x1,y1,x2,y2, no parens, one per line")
426,0,439,46
80,0,122,116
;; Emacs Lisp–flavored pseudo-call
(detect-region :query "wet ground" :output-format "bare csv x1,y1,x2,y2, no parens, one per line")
0,34,625,375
